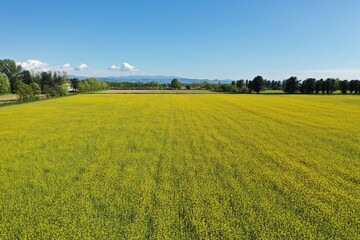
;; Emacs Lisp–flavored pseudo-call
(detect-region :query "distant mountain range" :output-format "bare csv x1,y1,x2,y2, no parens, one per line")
68,75,233,84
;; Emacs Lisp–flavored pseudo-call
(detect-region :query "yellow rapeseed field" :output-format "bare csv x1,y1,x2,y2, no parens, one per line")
0,94,359,239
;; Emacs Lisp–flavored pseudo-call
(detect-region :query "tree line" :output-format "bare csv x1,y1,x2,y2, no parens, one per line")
0,59,109,102
284,77,360,94
2,58,360,96
109,79,183,90
212,76,360,94
69,78,109,93
108,76,360,94
0,59,69,101
109,81,168,90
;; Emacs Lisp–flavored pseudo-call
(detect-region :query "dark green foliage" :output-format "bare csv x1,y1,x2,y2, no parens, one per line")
339,80,348,94
38,71,69,97
319,79,326,94
70,78,80,91
248,81,253,93
300,78,316,94
250,76,265,94
170,79,181,89
53,72,68,96
349,80,360,94
315,79,323,94
323,78,338,94
21,70,33,84
40,72,53,93
236,80,244,88
284,77,300,94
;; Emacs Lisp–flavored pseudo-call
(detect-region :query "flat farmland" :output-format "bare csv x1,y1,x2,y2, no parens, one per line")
0,94,359,239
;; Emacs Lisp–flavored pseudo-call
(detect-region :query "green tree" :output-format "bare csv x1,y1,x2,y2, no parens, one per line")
283,76,300,94
236,80,244,88
248,80,253,93
70,78,80,91
40,72,53,93
339,80,348,94
21,70,33,84
319,79,326,94
349,80,360,94
30,82,41,95
16,82,35,101
250,76,265,93
324,78,337,94
170,78,181,89
220,84,237,92
0,59,23,93
78,78,108,92
300,78,316,94
0,74,11,94
53,72,68,96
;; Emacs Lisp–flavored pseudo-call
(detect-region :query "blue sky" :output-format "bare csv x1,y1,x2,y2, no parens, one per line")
1,0,360,80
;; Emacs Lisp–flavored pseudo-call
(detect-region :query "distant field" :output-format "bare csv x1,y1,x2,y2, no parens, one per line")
261,89,283,94
0,94,18,104
0,94,359,239
102,89,215,94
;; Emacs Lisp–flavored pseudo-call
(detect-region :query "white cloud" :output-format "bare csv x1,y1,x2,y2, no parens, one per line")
62,63,71,68
75,63,89,71
109,62,137,73
17,59,51,72
121,62,137,72
110,65,119,70
16,59,141,77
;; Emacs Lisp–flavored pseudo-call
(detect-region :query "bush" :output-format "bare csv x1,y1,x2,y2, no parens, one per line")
0,74,10,94
239,86,249,94
16,82,37,101
220,84,237,92
78,78,109,93
30,82,41,95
